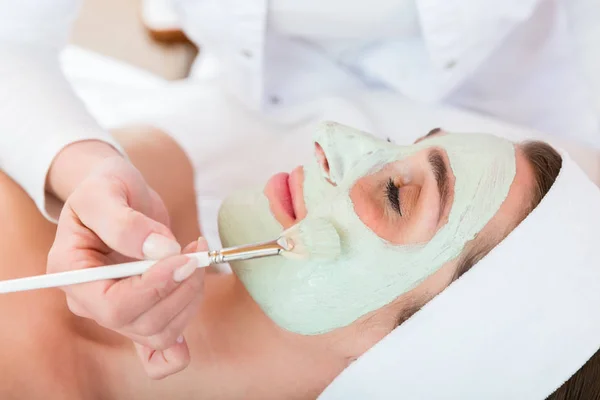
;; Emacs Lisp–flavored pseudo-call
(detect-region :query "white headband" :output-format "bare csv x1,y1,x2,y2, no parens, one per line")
319,150,600,399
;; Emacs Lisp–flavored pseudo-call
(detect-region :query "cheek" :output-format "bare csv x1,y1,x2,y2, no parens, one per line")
350,178,406,243
334,260,459,358
349,178,412,244
350,180,388,232
349,176,441,245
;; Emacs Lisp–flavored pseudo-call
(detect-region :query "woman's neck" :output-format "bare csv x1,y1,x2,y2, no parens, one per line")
95,273,345,400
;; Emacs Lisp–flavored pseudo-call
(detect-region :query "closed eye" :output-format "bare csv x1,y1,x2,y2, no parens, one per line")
386,178,402,216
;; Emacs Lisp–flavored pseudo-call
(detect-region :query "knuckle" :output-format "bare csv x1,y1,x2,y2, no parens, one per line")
151,283,175,304
136,318,165,338
148,329,179,351
114,212,138,245
181,272,204,296
66,188,83,205
147,335,168,351
66,297,86,318
46,247,62,272
100,304,127,328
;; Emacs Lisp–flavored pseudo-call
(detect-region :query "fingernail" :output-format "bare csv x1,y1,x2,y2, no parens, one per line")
176,335,184,344
173,256,199,282
142,233,181,260
197,236,208,251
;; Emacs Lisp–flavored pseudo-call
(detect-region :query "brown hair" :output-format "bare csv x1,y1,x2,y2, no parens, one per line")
395,140,562,322
548,349,600,399
521,144,600,399
452,140,562,280
452,141,600,399
395,140,599,398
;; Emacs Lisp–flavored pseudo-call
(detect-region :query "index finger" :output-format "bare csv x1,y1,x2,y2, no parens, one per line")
64,254,197,329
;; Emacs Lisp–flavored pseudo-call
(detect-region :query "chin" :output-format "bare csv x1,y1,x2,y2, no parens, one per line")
217,188,318,334
217,188,283,249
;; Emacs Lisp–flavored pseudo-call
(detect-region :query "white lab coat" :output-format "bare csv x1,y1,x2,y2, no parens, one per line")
174,0,599,144
0,0,597,221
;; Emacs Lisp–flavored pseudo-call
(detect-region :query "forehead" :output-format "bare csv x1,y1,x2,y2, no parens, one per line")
413,131,513,154
482,146,534,235
314,122,514,158
314,126,515,189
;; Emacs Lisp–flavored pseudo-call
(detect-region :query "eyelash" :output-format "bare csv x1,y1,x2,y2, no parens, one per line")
385,178,402,216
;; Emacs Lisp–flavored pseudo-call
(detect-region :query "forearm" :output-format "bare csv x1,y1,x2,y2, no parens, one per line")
0,43,125,220
0,0,128,220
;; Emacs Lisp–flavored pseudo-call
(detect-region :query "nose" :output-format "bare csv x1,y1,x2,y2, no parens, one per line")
313,121,388,185
314,142,336,186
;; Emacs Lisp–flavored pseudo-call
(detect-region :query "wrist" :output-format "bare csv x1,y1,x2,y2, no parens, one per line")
46,140,123,202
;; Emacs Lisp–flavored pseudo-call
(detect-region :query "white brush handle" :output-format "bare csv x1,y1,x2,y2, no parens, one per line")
0,252,211,294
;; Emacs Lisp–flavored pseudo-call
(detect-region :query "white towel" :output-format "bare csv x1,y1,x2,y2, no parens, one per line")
319,150,600,399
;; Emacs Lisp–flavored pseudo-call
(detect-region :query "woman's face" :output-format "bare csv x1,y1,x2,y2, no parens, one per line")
218,122,519,335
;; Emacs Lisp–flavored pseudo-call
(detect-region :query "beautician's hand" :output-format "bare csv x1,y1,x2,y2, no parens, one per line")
128,239,207,379
46,140,205,379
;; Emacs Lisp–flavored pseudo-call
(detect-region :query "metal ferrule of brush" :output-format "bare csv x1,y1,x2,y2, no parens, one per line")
208,240,284,264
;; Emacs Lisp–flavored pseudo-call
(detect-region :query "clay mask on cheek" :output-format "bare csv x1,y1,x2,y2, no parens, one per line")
218,123,516,335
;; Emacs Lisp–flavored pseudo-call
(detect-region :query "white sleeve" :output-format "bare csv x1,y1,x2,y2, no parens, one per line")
0,0,123,221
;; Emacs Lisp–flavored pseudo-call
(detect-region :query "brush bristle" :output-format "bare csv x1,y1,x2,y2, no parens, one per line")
280,218,341,260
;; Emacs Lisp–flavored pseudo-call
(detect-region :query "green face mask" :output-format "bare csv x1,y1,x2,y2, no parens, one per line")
218,122,516,335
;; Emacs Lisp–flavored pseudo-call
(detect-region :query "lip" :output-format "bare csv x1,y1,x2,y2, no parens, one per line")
265,172,296,221
288,166,304,213
264,166,306,226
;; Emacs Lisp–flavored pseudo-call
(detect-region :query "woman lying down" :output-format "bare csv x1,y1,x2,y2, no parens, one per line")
1,122,599,399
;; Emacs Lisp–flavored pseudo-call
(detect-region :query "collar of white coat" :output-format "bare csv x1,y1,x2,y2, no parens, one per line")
318,150,600,400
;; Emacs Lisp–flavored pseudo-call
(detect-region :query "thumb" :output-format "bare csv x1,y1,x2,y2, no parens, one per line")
69,186,180,260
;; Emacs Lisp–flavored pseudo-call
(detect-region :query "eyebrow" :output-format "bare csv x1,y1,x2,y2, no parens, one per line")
425,127,442,138
428,149,450,220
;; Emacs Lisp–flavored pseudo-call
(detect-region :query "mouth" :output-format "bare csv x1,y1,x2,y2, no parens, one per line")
265,172,296,220
264,166,305,226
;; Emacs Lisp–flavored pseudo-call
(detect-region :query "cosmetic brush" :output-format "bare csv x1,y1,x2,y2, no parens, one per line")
0,218,340,294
